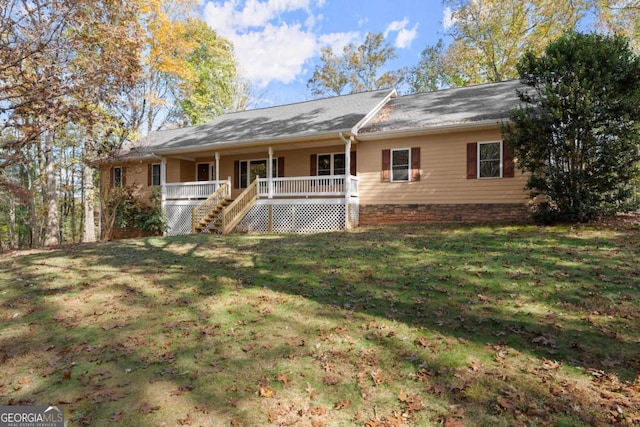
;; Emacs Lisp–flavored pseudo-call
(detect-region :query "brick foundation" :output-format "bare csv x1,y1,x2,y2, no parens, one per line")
359,203,531,225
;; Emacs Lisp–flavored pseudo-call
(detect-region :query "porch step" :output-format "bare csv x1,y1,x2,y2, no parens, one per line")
194,198,232,233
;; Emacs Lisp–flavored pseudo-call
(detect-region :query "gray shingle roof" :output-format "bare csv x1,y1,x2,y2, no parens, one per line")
359,80,526,134
135,88,394,155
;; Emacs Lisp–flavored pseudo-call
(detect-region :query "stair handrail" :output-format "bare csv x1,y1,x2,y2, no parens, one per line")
221,176,259,234
191,179,231,233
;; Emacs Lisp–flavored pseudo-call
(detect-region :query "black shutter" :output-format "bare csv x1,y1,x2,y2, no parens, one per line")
467,143,477,179
411,147,420,182
381,149,390,182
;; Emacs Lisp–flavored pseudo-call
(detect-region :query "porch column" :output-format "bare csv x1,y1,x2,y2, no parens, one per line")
267,146,274,199
160,156,167,235
344,137,352,229
214,152,220,182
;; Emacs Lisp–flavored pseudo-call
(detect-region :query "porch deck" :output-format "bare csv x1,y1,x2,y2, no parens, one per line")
163,175,359,235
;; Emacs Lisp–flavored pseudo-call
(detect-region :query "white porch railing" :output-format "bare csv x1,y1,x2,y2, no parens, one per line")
164,176,359,201
257,175,359,198
165,180,225,200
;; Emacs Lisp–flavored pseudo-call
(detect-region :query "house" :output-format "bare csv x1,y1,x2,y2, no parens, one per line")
100,80,530,236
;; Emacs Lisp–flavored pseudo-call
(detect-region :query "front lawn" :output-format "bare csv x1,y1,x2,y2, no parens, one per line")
1,224,639,426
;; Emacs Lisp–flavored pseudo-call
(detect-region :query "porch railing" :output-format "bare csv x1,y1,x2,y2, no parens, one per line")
166,180,225,200
257,175,359,198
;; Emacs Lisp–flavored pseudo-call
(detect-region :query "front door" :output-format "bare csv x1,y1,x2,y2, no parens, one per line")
197,163,210,181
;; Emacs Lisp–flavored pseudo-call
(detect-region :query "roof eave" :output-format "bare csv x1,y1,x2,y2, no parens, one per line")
356,119,510,141
148,128,353,157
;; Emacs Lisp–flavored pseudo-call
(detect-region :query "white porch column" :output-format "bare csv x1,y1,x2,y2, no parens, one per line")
267,146,274,199
215,152,220,182
160,156,167,235
344,136,352,229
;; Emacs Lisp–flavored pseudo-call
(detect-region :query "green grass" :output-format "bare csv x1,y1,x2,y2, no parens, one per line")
1,224,639,426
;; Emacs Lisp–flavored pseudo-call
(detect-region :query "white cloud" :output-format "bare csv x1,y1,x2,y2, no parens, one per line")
232,23,317,87
395,24,418,49
203,0,320,88
384,18,409,38
318,31,360,53
443,6,456,30
203,0,361,89
384,17,418,49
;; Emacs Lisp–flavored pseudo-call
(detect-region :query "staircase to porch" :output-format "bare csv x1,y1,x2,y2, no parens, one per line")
192,177,259,234
193,197,232,233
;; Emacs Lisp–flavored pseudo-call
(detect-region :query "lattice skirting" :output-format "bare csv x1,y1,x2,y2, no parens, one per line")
349,199,359,227
164,201,200,236
235,199,357,234
165,199,359,236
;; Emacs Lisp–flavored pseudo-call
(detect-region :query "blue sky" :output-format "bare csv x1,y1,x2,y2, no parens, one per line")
200,0,449,107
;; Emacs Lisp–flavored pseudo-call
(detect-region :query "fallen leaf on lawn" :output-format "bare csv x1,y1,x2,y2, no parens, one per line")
259,386,274,398
138,402,161,414
230,418,243,427
311,420,325,427
444,416,466,427
276,373,290,388
178,413,193,425
102,322,125,331
371,369,384,386
416,336,430,348
242,343,257,352
308,406,327,416
532,335,555,346
542,359,560,370
496,396,514,410
335,399,351,409
477,293,490,302
109,411,123,422
306,383,316,399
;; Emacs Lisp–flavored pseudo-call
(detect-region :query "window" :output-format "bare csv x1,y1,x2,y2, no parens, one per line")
317,153,346,176
238,158,278,188
467,142,514,179
113,166,123,187
478,142,502,178
391,149,410,182
151,164,161,186
381,148,420,183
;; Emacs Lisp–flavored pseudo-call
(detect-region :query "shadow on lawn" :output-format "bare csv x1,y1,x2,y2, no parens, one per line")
1,224,638,425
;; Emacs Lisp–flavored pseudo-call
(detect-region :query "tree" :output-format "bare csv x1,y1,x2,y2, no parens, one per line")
502,32,640,223
409,0,588,92
0,0,143,246
307,32,404,97
595,0,640,52
407,40,462,93
171,19,242,126
122,0,243,135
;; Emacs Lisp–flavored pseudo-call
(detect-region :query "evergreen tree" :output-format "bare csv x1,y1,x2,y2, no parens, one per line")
503,32,640,223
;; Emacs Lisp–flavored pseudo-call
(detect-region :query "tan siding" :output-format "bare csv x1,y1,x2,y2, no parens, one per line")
180,160,196,182
166,159,181,183
357,128,529,205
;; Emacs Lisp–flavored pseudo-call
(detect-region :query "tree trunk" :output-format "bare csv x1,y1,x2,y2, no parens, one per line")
82,140,97,243
9,196,16,248
44,130,60,246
